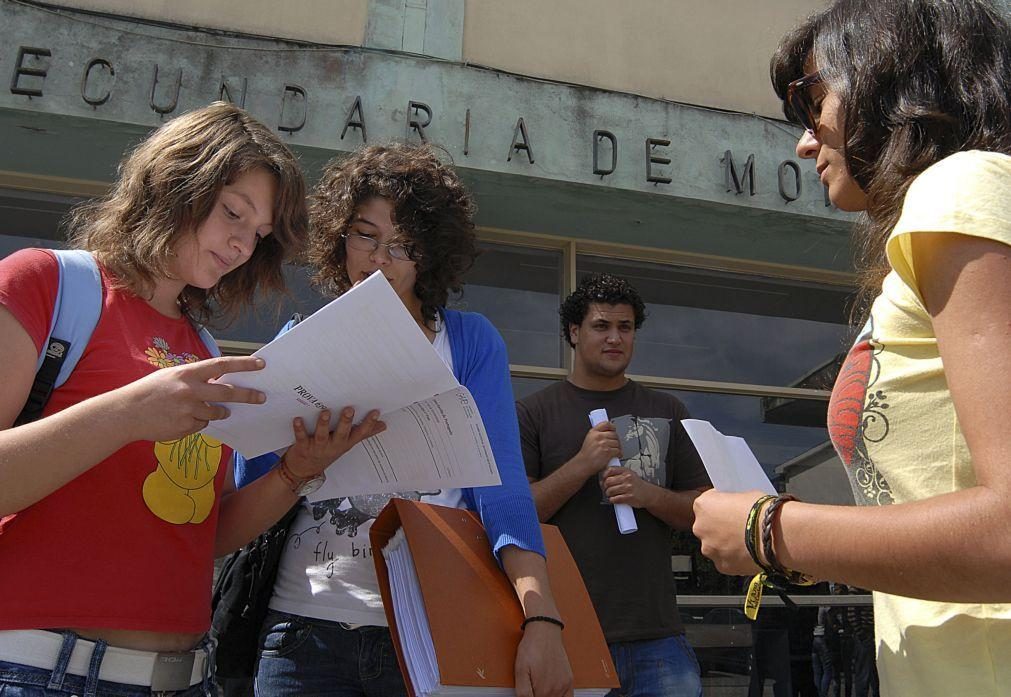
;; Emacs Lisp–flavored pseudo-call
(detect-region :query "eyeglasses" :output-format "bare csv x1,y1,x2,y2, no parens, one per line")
342,232,417,261
785,70,824,134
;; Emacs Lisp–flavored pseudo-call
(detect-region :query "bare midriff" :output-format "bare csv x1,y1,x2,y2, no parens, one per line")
70,627,204,653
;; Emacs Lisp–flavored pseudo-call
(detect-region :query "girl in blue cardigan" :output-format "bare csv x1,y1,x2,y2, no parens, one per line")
237,143,573,697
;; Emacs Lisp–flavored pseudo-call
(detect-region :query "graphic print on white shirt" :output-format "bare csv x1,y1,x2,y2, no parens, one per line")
269,487,463,625
269,314,462,625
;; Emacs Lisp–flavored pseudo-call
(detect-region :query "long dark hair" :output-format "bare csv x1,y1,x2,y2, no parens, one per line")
771,0,1011,318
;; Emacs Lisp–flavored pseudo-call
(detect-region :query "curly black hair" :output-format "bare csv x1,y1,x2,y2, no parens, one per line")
307,142,478,327
560,273,647,347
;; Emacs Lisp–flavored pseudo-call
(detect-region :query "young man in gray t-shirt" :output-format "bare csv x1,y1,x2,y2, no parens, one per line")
518,273,710,697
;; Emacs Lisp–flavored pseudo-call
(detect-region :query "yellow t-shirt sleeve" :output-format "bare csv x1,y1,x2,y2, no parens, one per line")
886,150,1011,299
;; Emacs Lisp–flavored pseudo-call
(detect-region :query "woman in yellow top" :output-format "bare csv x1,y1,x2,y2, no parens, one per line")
691,1,1011,695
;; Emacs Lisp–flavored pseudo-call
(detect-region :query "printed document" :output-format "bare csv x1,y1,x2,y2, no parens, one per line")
681,419,777,494
203,271,501,496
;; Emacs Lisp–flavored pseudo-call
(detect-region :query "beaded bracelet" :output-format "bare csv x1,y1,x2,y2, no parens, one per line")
521,615,565,631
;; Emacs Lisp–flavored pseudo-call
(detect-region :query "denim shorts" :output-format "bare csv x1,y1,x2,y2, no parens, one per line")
0,630,216,697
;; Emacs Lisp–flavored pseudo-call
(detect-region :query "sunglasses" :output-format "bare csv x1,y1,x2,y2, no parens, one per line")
785,70,824,134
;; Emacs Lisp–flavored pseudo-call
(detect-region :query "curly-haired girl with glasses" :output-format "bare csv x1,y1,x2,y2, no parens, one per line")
234,143,573,697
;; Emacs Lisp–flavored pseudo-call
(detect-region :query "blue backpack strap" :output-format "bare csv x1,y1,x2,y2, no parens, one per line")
16,249,104,426
192,323,221,358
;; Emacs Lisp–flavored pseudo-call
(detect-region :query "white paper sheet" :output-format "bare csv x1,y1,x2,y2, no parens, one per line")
681,419,777,494
202,271,501,496
307,385,500,501
204,271,457,457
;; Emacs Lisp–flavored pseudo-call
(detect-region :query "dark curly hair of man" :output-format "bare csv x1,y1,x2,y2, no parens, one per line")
559,273,647,347
307,142,478,327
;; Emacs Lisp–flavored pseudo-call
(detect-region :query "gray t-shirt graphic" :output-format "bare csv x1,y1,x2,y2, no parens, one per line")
518,379,709,643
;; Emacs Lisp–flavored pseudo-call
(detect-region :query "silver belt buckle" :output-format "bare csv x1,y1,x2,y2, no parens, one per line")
150,651,195,692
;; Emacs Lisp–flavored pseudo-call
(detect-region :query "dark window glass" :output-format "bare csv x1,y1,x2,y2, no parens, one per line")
0,189,77,245
577,255,855,388
451,243,565,367
214,264,329,343
0,233,65,258
511,376,557,401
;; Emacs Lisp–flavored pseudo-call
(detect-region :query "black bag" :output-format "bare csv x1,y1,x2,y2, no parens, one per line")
211,499,301,680
210,313,306,683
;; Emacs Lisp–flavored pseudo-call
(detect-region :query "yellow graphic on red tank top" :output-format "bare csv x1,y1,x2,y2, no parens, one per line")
144,435,223,523
141,337,223,524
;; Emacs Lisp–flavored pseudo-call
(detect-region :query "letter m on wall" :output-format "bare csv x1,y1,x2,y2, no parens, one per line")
722,150,756,196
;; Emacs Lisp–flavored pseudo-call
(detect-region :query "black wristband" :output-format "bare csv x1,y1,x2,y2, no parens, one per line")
521,615,565,631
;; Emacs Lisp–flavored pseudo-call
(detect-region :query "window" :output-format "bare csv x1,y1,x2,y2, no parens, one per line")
577,255,854,387
451,243,565,367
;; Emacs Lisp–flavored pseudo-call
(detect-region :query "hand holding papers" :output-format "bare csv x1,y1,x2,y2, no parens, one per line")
680,419,776,494
202,271,501,498
588,409,637,535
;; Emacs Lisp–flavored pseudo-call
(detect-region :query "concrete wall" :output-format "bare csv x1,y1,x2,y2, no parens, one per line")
48,0,368,46
54,0,828,118
1,0,854,272
464,0,825,119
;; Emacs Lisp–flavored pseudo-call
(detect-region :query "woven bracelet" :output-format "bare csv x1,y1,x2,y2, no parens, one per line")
761,494,795,576
761,494,816,586
744,494,777,572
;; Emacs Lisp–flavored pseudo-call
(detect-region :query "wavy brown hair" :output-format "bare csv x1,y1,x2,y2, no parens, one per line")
67,101,308,325
307,143,478,327
771,0,1011,320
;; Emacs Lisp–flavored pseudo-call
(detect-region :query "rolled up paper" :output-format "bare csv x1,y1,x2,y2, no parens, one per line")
588,408,638,535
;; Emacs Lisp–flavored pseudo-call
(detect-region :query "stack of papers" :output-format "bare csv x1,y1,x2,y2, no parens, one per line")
203,271,502,498
384,529,443,695
382,528,611,697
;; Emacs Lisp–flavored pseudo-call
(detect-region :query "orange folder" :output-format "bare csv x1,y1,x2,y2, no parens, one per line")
371,498,619,695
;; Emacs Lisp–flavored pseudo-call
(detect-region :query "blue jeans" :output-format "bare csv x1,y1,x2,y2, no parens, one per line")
606,634,702,697
851,637,879,697
254,610,406,697
0,631,215,696
811,636,837,697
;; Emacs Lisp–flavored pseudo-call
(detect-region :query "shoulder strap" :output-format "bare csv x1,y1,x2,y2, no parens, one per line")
191,322,221,358
16,250,103,426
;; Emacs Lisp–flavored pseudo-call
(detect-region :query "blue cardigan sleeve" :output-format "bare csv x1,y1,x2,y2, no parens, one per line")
445,309,546,559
